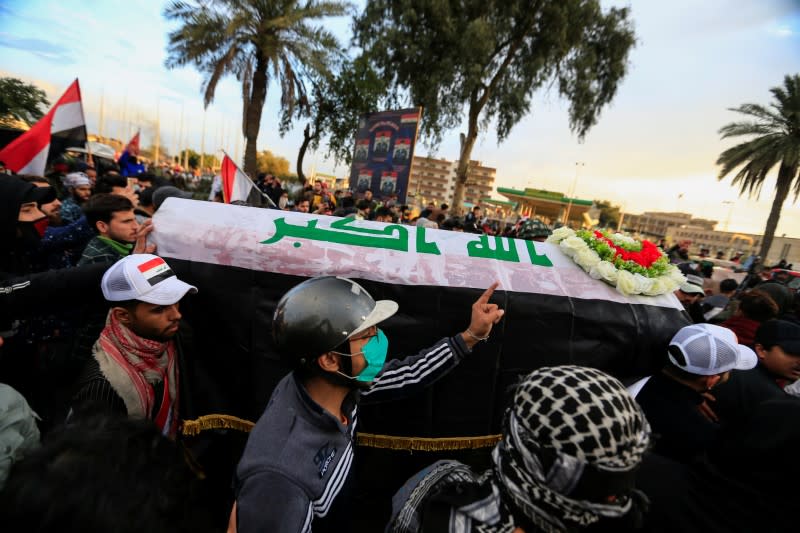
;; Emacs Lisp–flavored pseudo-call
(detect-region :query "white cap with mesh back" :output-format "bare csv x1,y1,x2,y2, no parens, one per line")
102,254,197,305
668,323,757,376
679,273,706,296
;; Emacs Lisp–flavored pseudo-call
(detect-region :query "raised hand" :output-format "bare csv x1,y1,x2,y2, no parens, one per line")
133,219,157,255
461,281,505,349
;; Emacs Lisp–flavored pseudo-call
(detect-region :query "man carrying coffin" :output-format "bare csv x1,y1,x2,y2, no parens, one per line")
233,276,504,533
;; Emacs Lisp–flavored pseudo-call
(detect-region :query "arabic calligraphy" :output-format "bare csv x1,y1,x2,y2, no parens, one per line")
524,240,554,267
467,235,520,263
260,215,551,267
261,217,409,251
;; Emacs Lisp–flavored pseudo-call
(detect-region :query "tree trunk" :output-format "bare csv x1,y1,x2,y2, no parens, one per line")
452,35,525,214
296,123,316,186
243,54,268,177
759,162,797,260
452,106,480,214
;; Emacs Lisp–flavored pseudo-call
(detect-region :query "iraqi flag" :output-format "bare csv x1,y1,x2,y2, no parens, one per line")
125,130,140,156
220,154,256,204
0,79,86,175
151,199,689,528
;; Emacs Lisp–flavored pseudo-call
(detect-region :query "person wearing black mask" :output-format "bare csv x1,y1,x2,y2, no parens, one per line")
0,176,56,277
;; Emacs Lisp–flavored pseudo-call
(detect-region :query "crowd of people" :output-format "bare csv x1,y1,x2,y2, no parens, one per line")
1,152,800,533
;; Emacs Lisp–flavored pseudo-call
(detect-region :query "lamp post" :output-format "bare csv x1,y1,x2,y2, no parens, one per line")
564,162,584,226
722,200,734,231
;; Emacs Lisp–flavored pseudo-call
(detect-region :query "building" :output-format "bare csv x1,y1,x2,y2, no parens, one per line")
408,156,456,206
462,161,496,207
664,226,800,267
407,156,497,208
496,187,593,227
622,211,718,238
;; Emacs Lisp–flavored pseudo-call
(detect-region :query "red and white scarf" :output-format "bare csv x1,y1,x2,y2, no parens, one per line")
93,310,179,438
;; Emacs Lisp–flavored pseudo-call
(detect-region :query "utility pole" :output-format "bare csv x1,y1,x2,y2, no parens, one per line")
154,99,160,166
563,162,584,226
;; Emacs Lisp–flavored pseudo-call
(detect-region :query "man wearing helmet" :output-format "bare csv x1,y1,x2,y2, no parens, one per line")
233,276,505,533
515,217,552,242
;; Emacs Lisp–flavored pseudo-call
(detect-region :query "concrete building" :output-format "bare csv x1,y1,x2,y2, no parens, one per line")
408,156,456,206
622,211,717,238
664,226,800,267
463,161,496,207
407,156,497,208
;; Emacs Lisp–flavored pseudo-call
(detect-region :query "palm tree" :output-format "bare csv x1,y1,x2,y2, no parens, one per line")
717,74,800,261
164,0,348,177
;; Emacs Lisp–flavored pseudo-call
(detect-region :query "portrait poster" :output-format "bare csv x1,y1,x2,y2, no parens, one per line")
348,107,422,203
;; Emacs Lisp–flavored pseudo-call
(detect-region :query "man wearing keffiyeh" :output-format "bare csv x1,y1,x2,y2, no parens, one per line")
387,366,652,533
69,254,197,438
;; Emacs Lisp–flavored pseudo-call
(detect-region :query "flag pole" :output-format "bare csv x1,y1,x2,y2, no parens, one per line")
222,149,277,208
154,99,160,168
75,79,93,167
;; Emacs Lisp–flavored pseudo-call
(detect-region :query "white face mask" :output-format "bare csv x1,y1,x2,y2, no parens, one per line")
279,197,288,209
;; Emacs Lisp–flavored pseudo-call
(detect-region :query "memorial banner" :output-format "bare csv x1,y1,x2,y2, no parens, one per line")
349,107,422,203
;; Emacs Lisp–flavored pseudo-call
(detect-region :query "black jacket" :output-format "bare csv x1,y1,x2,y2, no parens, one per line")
635,373,718,463
711,365,787,424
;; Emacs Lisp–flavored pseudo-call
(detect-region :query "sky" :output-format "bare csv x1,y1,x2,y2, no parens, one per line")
1,0,800,237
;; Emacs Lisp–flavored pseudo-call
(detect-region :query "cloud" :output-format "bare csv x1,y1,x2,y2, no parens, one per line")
769,25,796,37
0,32,76,64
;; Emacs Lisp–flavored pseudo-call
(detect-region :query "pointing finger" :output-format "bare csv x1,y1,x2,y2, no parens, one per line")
476,281,500,305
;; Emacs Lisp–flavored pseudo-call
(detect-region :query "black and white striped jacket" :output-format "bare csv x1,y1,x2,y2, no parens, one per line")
234,335,470,533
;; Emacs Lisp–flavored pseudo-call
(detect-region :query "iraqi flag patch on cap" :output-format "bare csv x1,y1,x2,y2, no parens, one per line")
137,257,175,286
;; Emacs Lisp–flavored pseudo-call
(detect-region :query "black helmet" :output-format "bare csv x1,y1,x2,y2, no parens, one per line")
516,218,552,240
272,276,398,364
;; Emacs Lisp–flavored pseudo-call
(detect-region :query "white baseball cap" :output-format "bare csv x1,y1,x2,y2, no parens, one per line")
102,254,197,305
668,323,757,376
679,273,706,296
64,172,91,188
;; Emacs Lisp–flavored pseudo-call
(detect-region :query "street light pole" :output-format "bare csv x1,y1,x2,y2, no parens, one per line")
722,200,734,231
564,162,584,225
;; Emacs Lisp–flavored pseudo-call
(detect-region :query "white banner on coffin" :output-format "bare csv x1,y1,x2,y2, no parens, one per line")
152,198,682,310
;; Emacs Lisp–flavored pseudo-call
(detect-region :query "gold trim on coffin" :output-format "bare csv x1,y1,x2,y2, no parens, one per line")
181,415,502,451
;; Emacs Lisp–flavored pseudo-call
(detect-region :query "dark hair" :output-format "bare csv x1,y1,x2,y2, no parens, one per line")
0,415,214,533
440,203,449,210
18,175,51,185
82,193,134,231
419,208,432,218
374,206,392,219
719,279,738,293
441,217,464,230
94,174,128,194
356,199,371,211
137,173,155,185
739,290,779,322
138,187,155,207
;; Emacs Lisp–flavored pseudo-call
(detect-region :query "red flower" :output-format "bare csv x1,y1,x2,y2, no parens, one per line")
592,233,662,268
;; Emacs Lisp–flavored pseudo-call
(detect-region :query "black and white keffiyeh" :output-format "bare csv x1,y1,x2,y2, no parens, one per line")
387,366,651,533
492,365,651,532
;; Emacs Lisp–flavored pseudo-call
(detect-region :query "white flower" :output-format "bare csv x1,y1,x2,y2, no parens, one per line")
632,273,653,294
547,226,575,244
644,276,679,296
574,247,601,271
611,233,636,247
589,260,618,284
667,266,686,285
559,236,587,258
616,270,639,295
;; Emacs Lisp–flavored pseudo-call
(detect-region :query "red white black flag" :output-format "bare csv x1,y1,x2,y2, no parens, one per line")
0,79,86,176
220,154,256,204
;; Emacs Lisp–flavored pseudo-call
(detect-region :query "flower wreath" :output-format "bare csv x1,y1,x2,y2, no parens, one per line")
546,227,686,296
